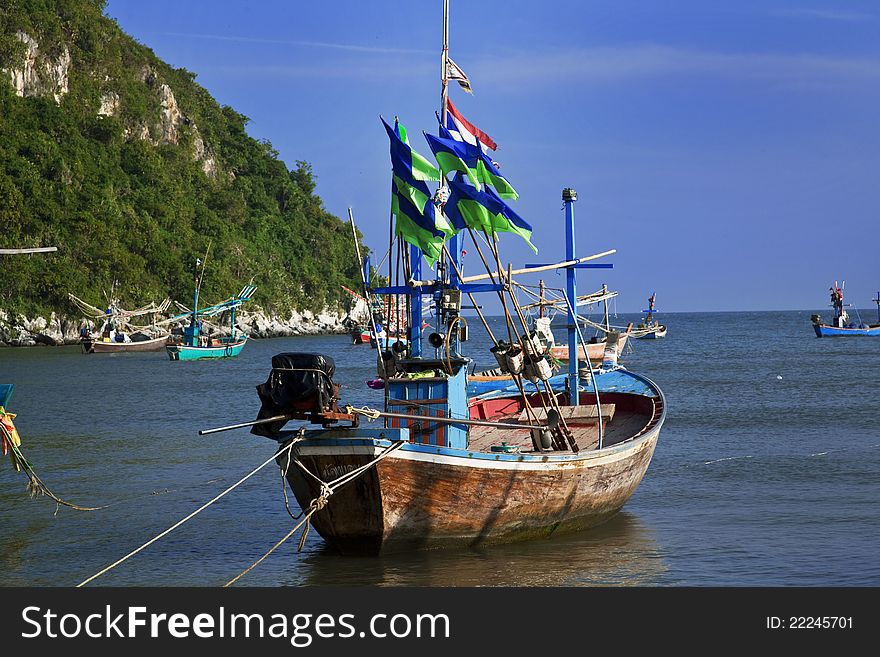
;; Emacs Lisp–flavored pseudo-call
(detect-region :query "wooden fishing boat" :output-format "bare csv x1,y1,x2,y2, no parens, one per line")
632,292,667,339
267,366,663,554
166,335,248,360
83,333,169,353
548,331,630,362
247,186,662,554
163,255,256,361
69,290,171,353
811,286,880,337
633,323,667,340
219,1,665,555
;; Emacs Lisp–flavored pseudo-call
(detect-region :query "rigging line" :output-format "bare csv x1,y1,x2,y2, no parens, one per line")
504,264,574,451
76,439,301,587
224,440,406,586
373,240,392,275
481,242,548,444
559,289,606,448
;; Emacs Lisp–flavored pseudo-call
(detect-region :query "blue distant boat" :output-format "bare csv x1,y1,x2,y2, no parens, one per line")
811,286,880,337
632,292,667,339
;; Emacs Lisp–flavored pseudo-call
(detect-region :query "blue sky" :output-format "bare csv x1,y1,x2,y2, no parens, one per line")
104,1,880,312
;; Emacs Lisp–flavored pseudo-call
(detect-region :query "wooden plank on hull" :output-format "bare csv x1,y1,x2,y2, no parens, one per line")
518,404,615,423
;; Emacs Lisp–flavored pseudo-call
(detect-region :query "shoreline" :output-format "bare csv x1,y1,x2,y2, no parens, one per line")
0,306,353,347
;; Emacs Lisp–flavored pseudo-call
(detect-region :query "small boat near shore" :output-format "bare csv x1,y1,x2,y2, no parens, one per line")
164,255,255,361
82,332,170,353
68,291,171,353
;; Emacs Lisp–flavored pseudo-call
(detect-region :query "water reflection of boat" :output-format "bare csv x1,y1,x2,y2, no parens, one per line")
284,512,666,587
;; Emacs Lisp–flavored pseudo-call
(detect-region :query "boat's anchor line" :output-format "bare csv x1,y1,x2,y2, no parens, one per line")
224,438,407,587
76,438,305,587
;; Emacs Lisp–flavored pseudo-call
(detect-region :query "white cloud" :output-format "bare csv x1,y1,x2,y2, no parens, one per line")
473,45,880,87
773,8,874,22
162,31,432,55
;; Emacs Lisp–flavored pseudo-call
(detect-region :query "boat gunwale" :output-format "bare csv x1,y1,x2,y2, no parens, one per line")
276,371,666,466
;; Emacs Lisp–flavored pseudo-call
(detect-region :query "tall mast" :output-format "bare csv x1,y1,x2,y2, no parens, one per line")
563,188,579,406
602,283,609,331
441,0,449,128
539,280,545,319
441,0,462,298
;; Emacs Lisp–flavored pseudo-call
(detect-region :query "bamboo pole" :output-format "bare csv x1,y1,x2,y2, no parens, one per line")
455,249,617,284
504,263,577,452
348,209,384,367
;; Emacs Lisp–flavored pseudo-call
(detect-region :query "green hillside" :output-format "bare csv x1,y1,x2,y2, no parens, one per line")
0,0,364,319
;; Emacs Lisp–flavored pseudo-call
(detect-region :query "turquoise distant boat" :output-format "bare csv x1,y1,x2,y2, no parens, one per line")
165,256,256,361
166,335,249,361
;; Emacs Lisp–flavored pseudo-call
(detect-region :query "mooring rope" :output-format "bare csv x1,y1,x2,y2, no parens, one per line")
76,438,302,587
224,439,406,587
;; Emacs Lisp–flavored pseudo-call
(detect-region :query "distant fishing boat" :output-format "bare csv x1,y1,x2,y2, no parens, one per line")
211,4,664,556
68,288,171,353
341,284,422,347
469,283,630,395
631,292,667,339
811,284,880,337
164,256,255,361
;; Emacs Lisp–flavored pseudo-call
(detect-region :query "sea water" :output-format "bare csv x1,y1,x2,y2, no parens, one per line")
1,310,878,586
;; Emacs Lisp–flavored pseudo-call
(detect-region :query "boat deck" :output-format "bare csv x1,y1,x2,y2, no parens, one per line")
464,400,653,454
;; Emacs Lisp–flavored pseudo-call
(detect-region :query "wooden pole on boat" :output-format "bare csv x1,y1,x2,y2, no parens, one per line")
482,245,564,451
539,280,545,319
602,283,610,333
505,264,578,452
199,415,293,435
453,249,617,284
350,407,559,432
446,237,544,448
349,209,384,367
443,245,546,440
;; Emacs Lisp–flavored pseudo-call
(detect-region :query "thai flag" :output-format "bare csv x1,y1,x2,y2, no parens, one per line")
445,99,498,152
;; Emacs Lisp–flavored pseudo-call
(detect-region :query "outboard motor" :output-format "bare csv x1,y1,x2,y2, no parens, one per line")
810,314,822,326
251,353,353,437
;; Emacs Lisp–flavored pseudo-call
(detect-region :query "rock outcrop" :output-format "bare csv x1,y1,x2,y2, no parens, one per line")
0,307,351,347
3,31,71,103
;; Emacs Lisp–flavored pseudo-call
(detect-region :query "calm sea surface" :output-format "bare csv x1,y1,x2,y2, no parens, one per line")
1,310,878,586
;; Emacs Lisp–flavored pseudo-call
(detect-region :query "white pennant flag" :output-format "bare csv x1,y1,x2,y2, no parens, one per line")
446,57,473,94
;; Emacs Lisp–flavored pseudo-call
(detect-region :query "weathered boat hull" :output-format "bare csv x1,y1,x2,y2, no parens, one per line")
82,334,169,353
813,323,880,337
166,336,248,360
284,429,658,554
632,324,666,340
635,325,667,339
280,382,664,555
549,333,629,362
